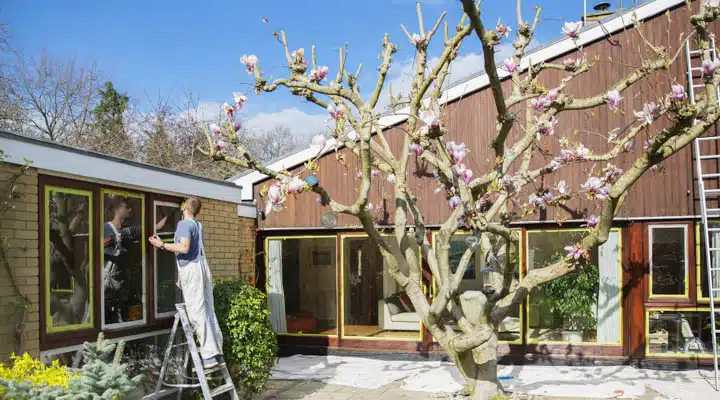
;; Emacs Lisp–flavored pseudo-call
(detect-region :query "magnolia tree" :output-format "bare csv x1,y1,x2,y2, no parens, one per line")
200,1,720,398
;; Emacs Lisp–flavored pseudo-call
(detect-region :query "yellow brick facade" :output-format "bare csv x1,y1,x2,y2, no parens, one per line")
0,165,254,362
0,164,40,361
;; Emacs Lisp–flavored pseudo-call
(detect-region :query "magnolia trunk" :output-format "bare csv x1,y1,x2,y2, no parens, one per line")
441,334,502,399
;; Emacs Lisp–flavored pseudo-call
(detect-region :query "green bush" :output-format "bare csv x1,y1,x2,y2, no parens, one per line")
214,279,277,397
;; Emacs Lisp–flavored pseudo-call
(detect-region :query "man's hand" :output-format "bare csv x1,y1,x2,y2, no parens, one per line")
149,235,163,249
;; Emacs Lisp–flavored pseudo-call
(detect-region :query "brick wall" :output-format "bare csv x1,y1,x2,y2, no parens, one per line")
237,217,256,284
0,164,39,360
199,198,243,280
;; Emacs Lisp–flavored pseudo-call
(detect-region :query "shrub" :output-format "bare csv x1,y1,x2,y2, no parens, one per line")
0,353,77,396
214,278,277,397
0,333,143,399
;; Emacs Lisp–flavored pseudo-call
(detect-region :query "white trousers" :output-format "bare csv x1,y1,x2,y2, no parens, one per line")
178,257,224,359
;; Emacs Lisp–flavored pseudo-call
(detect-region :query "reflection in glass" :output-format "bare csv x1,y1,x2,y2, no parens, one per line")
46,188,92,331
267,238,338,335
343,237,418,340
648,310,715,355
650,226,687,296
102,192,144,325
527,230,621,344
155,202,183,316
437,233,521,343
697,223,720,300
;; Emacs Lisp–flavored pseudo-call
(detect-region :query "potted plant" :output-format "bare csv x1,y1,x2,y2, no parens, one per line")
540,254,599,342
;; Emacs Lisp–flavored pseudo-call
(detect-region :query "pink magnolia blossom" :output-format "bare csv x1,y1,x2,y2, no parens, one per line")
223,103,234,119
327,104,345,120
542,191,555,203
233,92,247,110
240,54,258,75
583,215,599,228
291,48,306,64
215,140,227,152
634,102,660,124
387,174,396,184
287,177,307,194
453,164,474,184
555,180,568,194
564,243,588,260
232,120,242,133
511,198,521,208
366,202,374,211
496,22,512,38
411,33,426,46
563,57,583,70
528,193,546,209
701,59,720,76
446,141,470,164
531,96,551,111
602,164,623,184
420,106,440,129
562,21,582,39
606,90,623,111
409,143,424,156
671,84,686,100
581,176,610,200
650,163,666,175
534,116,558,139
210,123,223,136
622,140,634,152
310,66,329,81
448,195,462,209
643,138,654,150
546,88,559,102
316,196,324,206
371,169,380,178
265,183,286,215
502,58,518,73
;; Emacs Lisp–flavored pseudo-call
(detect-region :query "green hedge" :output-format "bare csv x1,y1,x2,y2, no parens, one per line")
213,279,277,396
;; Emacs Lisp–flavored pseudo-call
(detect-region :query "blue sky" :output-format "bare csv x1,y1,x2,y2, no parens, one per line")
3,0,600,136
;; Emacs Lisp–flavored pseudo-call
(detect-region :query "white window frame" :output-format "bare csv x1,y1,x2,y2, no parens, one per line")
648,224,689,298
154,200,182,319
101,190,147,330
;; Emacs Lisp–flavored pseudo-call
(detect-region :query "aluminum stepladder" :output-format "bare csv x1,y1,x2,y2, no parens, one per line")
154,303,238,399
686,39,720,391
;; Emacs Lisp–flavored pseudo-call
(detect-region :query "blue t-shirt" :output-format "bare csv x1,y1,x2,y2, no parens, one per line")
174,219,203,267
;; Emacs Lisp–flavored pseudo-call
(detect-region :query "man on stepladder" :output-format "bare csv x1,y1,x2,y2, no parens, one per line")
149,197,224,369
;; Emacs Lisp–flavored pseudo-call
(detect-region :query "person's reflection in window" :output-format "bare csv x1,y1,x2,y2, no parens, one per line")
103,196,141,324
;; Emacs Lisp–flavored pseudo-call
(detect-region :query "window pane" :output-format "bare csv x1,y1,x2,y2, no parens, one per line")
343,237,418,340
102,192,145,326
650,226,687,296
648,310,715,356
267,238,338,335
46,187,93,332
155,202,183,316
527,230,622,344
697,222,720,300
437,233,521,343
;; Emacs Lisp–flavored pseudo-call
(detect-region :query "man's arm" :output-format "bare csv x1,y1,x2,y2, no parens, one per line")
159,238,190,254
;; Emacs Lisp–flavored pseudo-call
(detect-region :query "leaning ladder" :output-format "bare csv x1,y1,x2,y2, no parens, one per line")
686,39,720,391
154,303,238,399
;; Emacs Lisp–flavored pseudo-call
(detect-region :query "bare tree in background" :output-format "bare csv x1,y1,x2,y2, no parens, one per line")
245,124,305,163
3,53,100,141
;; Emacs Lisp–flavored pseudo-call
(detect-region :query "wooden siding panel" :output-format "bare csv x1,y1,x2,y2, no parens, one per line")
257,2,718,228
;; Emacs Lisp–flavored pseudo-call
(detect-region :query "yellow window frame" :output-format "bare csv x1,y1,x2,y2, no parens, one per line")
694,221,720,303
100,188,146,329
645,307,715,358
429,229,524,345
264,235,339,338
648,224,690,300
525,227,623,346
44,185,94,333
339,232,424,342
